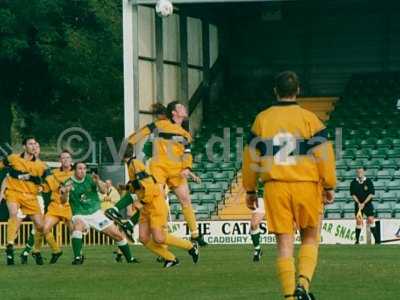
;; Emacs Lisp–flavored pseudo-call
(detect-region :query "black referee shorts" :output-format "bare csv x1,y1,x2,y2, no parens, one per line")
354,202,375,218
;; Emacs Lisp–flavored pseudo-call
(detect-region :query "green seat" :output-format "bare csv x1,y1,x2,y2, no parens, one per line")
365,169,376,179
377,138,393,149
207,182,224,193
370,149,387,159
343,170,355,180
342,149,356,159
380,190,397,202
354,149,371,159
375,202,392,218
342,202,355,219
387,149,400,158
336,160,347,170
199,193,216,204
347,160,365,169
381,159,398,169
392,139,400,148
386,180,400,191
394,170,400,179
219,162,236,171
204,162,219,172
364,159,381,169
376,170,393,180
198,172,213,183
325,202,342,219
335,191,349,202
336,180,350,191
373,179,387,190
360,137,377,148
393,203,400,218
190,182,207,193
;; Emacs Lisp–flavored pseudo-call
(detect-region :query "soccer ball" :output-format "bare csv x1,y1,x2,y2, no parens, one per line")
156,0,173,17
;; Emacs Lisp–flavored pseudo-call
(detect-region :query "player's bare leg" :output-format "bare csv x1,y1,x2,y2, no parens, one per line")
5,202,20,265
174,183,207,246
102,224,138,263
43,215,63,264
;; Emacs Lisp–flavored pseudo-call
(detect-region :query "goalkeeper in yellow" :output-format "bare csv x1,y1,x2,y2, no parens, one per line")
242,71,336,300
127,101,206,246
105,146,199,268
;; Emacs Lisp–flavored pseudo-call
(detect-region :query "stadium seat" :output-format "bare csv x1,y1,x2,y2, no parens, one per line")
381,188,397,199
336,160,347,170
364,159,382,170
386,180,400,191
380,159,398,169
347,160,365,169
355,149,371,159
393,203,400,218
370,149,387,159
342,202,355,219
325,202,342,219
190,182,207,193
335,191,349,202
373,180,387,190
336,180,350,191
375,202,393,218
376,170,393,180
387,149,400,158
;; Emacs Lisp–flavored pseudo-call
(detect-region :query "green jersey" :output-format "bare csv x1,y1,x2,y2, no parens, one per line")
65,175,101,215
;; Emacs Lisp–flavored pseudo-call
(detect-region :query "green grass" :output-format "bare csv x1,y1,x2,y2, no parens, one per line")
1,245,399,299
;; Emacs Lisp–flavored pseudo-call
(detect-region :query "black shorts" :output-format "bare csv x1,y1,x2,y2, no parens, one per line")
354,202,375,218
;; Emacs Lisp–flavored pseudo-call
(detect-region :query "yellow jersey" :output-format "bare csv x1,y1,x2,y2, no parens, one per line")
128,119,192,170
43,168,73,204
242,101,336,192
0,153,48,195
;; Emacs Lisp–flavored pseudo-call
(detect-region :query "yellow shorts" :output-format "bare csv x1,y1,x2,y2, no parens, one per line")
264,181,323,234
46,202,72,221
139,194,168,230
5,189,42,216
150,161,187,189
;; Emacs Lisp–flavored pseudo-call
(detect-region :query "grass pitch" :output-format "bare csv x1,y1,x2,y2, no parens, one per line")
1,245,399,299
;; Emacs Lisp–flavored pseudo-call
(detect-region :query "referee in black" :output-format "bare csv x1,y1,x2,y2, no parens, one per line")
350,167,380,244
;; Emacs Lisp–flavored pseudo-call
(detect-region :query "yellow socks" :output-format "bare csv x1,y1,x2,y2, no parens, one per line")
33,230,43,252
7,218,18,244
276,257,296,299
181,205,198,238
45,232,61,253
165,233,192,250
298,244,318,292
145,240,175,261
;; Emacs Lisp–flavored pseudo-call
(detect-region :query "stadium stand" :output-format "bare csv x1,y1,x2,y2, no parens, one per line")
183,72,400,221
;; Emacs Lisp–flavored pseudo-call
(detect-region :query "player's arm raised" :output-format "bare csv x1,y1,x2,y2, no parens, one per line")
127,123,154,145
92,173,108,194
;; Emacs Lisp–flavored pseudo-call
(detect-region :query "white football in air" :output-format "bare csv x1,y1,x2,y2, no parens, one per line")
156,0,173,17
